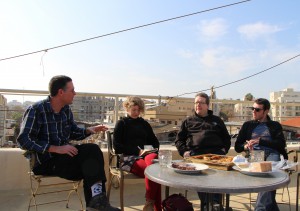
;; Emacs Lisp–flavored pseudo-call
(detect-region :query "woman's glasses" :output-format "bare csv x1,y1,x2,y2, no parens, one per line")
250,107,264,112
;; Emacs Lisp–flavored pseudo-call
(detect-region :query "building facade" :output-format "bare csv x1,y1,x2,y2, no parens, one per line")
0,94,7,146
234,101,253,122
70,95,123,123
270,88,300,122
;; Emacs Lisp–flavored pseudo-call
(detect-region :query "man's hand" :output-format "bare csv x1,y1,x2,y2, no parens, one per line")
183,151,191,158
48,145,78,157
245,139,260,151
86,125,108,134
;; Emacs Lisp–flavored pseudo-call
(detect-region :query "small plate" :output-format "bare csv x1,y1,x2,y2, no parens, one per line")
167,163,209,174
232,166,277,176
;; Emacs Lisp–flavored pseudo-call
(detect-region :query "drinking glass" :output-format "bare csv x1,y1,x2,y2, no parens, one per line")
158,150,172,167
249,150,265,162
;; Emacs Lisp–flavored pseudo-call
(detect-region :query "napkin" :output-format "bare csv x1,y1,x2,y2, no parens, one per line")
233,154,247,163
274,155,299,170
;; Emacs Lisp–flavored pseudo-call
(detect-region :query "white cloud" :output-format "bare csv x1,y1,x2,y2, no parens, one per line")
196,47,253,78
176,49,194,59
238,22,283,40
197,18,228,40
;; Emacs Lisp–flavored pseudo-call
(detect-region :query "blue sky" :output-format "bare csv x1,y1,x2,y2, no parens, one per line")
0,0,299,102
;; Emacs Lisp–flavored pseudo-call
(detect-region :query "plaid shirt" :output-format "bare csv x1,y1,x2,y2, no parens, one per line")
17,96,87,167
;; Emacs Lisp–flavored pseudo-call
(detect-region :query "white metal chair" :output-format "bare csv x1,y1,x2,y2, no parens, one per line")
249,150,295,211
26,152,84,211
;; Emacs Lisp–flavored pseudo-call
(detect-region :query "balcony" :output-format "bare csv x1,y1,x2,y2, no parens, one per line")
1,145,300,210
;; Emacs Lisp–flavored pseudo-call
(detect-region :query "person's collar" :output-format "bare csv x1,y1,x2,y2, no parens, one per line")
255,115,271,123
48,95,67,114
195,110,212,118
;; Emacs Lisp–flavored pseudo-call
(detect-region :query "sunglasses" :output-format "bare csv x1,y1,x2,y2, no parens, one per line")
250,107,264,112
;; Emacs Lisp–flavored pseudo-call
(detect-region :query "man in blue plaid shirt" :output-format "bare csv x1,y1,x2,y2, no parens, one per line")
17,75,120,211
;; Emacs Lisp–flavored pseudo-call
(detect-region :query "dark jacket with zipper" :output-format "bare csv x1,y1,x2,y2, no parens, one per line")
234,115,287,159
175,110,231,157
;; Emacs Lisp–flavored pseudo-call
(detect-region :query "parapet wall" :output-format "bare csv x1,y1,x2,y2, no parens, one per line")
0,145,298,191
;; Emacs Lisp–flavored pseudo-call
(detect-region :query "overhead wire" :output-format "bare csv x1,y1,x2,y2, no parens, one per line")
175,53,300,98
1,0,299,108
0,0,251,62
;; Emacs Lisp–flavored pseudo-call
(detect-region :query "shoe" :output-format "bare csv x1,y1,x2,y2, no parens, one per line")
143,199,155,211
87,193,121,211
212,203,224,211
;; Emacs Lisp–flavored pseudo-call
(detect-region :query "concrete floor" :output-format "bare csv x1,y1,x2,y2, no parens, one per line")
0,172,299,211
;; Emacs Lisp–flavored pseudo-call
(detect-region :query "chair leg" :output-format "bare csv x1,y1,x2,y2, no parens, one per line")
249,193,252,211
184,190,188,198
297,174,300,211
28,176,40,211
28,175,83,211
65,181,84,210
120,177,124,211
107,173,113,201
282,186,291,211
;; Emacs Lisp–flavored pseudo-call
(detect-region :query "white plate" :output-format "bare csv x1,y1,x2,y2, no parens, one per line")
232,166,277,176
152,159,183,164
167,163,209,174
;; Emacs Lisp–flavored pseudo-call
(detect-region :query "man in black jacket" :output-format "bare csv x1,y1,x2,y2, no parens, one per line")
175,92,231,210
235,98,286,211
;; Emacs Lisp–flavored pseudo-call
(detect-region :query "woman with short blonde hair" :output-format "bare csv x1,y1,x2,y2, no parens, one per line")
123,96,145,114
114,96,161,211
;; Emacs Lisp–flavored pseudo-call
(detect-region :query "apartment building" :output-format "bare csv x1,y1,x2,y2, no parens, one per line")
144,105,187,126
0,94,7,145
234,101,253,122
70,95,122,122
270,88,300,122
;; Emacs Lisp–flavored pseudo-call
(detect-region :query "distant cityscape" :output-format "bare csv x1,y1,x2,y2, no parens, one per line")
0,87,300,147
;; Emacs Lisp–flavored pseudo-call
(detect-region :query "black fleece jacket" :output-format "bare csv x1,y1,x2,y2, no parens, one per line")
234,116,287,159
175,111,231,157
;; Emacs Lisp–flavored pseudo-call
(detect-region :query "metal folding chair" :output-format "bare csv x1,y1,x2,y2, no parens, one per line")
26,152,84,211
106,131,143,211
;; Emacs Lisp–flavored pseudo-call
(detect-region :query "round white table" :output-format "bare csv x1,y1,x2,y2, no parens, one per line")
145,163,290,210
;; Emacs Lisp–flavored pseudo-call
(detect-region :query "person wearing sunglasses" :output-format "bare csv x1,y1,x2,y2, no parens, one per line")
235,98,287,211
175,92,231,211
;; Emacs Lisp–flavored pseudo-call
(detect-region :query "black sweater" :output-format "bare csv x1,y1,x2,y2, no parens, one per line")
113,117,159,155
175,111,231,157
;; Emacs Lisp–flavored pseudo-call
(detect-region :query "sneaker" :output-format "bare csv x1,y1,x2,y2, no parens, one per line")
87,193,121,211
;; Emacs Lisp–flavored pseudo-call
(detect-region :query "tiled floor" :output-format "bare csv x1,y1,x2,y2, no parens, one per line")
1,171,298,211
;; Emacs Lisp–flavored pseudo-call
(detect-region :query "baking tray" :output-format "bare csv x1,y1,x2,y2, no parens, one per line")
186,154,234,171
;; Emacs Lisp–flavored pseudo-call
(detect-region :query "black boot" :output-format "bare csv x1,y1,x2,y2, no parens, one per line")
87,193,121,211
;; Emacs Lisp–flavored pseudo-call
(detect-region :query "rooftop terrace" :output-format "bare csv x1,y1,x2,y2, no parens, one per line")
1,146,300,211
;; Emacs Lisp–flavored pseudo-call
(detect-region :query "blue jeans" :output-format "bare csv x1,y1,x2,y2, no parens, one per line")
255,152,280,211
